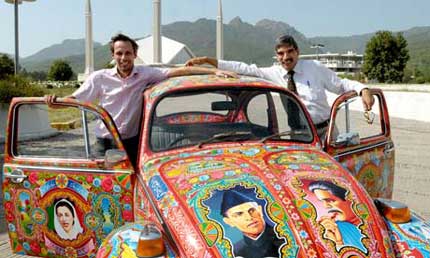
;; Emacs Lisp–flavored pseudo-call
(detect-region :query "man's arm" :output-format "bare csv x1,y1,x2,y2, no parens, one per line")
359,88,374,111
185,56,218,67
317,62,374,111
45,95,76,108
186,56,270,79
166,66,237,78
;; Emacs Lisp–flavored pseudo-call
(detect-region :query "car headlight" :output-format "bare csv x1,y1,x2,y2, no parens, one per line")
136,223,165,257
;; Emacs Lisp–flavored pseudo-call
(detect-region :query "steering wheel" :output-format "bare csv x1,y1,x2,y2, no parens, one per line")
167,134,207,148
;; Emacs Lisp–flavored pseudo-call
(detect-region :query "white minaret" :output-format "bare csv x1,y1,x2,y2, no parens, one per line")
216,0,224,60
153,0,162,63
84,0,94,75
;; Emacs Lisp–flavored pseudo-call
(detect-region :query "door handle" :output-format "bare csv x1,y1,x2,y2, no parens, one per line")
4,169,27,183
384,142,395,157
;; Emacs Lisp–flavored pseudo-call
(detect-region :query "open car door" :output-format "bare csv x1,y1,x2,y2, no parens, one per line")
325,89,395,198
2,98,135,257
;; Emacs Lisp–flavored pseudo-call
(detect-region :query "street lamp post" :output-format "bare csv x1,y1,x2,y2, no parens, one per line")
5,0,36,75
310,44,324,61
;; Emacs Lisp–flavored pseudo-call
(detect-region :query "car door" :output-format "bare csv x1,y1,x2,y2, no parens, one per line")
2,98,135,257
324,89,395,199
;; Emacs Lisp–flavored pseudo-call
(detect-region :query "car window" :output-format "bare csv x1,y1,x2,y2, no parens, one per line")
156,92,231,116
14,103,118,159
246,94,269,127
331,96,383,144
150,89,313,152
246,92,312,141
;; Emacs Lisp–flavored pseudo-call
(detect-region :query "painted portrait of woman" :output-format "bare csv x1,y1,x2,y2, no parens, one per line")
53,199,84,240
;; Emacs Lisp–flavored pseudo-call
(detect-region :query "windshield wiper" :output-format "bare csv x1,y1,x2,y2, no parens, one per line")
260,129,308,143
197,131,254,148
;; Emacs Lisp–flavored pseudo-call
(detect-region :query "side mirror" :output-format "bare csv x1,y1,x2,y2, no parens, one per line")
335,132,360,146
105,149,128,167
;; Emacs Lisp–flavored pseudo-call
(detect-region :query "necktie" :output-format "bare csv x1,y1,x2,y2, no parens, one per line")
283,70,301,129
287,70,297,93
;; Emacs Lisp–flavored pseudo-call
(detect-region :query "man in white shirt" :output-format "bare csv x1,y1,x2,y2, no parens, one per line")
47,33,235,167
185,35,374,140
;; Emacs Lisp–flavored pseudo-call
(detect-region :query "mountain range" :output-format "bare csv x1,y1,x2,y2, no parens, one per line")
14,17,430,74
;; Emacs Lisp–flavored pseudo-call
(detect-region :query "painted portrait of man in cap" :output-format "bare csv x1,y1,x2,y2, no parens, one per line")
203,185,285,258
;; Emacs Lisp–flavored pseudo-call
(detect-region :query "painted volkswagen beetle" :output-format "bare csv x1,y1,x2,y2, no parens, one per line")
2,74,430,257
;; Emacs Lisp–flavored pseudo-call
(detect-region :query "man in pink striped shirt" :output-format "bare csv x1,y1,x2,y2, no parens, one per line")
47,33,235,167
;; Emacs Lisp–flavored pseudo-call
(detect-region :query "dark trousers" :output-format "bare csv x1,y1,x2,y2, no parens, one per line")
96,135,139,168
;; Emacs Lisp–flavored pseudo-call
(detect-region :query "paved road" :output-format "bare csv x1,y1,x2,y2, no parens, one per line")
390,117,430,219
0,116,429,257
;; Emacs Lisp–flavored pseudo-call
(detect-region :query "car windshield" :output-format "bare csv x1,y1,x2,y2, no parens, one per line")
149,88,313,151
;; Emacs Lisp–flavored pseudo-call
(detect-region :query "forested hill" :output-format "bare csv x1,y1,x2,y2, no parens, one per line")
21,18,430,75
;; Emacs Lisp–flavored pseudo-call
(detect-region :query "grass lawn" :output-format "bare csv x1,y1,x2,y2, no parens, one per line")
43,86,82,124
45,86,76,97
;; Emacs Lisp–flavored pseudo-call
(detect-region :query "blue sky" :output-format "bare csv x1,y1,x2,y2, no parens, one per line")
1,0,429,57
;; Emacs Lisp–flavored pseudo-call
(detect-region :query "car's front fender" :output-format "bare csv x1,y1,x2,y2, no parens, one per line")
384,212,430,257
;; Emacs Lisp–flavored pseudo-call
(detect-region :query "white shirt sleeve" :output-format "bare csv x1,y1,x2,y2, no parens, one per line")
72,72,101,102
317,62,366,94
218,60,274,80
144,66,169,84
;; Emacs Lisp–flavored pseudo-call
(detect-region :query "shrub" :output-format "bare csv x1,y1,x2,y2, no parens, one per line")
0,54,14,80
415,76,426,84
0,76,46,103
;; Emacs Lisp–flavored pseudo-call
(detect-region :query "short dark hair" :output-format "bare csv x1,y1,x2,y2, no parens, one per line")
109,33,139,55
275,34,298,50
308,180,347,201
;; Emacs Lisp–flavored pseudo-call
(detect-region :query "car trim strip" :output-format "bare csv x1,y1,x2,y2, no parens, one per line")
333,141,392,159
6,164,133,174
136,174,178,248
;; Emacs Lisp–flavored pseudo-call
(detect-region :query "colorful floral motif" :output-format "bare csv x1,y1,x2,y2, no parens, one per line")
2,169,133,257
161,113,227,124
148,75,277,101
386,214,430,257
143,144,396,257
338,146,394,199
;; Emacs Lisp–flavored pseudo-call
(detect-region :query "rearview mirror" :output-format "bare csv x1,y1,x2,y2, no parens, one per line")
211,101,236,111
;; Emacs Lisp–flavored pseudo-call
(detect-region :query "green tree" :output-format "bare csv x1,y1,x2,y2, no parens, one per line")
0,54,14,80
363,31,410,83
48,59,74,81
22,70,48,81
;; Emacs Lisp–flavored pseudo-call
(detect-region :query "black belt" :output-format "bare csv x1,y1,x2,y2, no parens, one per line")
315,120,329,129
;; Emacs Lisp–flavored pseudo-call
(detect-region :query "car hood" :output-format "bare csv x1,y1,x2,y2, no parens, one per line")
143,144,394,257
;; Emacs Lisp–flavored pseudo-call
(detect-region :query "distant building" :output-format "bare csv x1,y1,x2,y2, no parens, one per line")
300,51,363,76
78,36,196,82
135,35,195,65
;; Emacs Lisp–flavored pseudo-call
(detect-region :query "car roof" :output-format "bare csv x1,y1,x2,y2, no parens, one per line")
146,74,282,101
